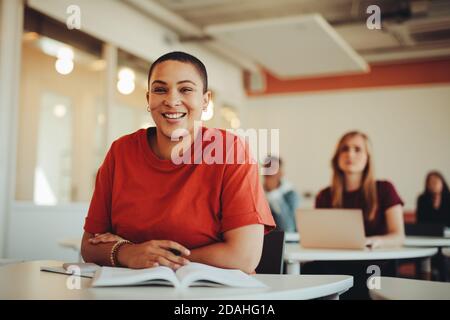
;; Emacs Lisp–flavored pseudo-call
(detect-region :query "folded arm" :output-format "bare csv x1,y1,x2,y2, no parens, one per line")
366,204,405,248
188,224,264,274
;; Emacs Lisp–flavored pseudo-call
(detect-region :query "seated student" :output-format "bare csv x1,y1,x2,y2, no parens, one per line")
416,171,450,227
262,156,300,233
304,131,405,299
81,51,275,273
316,131,405,248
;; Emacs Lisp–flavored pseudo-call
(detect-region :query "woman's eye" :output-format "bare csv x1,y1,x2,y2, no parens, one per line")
355,147,361,152
180,87,193,93
152,87,166,93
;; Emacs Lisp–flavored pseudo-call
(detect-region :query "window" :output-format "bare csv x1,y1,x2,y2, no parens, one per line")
16,9,106,203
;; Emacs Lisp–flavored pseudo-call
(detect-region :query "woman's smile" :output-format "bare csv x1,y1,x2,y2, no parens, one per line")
161,111,188,124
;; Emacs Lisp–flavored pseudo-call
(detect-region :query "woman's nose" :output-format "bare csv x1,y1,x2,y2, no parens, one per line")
163,92,181,107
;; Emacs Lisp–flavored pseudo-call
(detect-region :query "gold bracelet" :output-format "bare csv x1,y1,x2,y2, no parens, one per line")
110,240,132,267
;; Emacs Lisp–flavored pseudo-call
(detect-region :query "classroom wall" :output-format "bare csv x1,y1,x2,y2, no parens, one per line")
244,84,450,210
7,202,86,261
27,0,246,109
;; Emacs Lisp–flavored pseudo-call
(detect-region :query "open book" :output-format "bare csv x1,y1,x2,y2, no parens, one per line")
92,262,267,289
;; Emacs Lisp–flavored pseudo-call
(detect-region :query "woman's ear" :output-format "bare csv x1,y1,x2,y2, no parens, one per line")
202,91,211,111
146,91,150,102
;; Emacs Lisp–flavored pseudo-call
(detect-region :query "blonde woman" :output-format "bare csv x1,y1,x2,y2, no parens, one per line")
316,131,405,248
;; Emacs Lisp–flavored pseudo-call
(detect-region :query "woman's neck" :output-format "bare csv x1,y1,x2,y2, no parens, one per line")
344,173,363,192
431,192,442,209
151,127,201,161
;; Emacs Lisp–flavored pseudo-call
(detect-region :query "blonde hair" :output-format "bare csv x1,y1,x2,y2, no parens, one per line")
331,131,378,221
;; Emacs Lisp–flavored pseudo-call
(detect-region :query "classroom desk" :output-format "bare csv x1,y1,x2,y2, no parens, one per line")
284,244,438,275
404,236,450,247
369,277,450,300
285,233,450,246
285,232,300,243
0,260,353,300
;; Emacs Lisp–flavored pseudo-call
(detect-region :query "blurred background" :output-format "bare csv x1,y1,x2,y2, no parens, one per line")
0,0,449,262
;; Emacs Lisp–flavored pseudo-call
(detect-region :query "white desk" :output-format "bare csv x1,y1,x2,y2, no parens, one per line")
285,232,300,243
369,277,450,300
404,236,450,248
284,244,438,274
0,260,353,300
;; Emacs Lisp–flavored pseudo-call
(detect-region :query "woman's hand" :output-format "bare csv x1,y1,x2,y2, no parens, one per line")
88,232,124,244
365,236,383,249
117,240,191,270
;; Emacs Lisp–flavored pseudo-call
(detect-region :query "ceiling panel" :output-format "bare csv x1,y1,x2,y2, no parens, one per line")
206,14,369,78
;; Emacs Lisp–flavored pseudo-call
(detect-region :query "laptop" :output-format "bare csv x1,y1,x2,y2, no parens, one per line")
405,223,446,237
296,209,367,250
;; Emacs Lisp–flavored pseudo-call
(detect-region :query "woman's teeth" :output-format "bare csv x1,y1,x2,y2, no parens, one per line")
162,112,186,119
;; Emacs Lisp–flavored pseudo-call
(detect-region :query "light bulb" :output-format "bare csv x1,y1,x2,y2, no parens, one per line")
57,47,74,60
55,58,74,75
53,104,67,118
117,79,135,95
118,68,135,81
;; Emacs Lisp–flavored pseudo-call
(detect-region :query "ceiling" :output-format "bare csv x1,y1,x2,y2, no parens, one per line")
122,0,450,77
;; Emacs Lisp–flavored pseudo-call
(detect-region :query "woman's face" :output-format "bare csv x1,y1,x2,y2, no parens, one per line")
147,60,210,139
337,135,368,175
427,175,443,194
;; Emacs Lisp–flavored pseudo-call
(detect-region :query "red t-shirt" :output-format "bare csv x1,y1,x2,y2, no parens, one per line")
315,180,404,236
84,127,275,249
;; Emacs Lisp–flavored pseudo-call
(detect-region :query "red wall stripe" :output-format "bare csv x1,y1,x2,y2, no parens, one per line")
246,58,450,96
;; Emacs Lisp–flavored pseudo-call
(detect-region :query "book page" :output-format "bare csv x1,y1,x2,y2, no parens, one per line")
175,263,267,288
91,266,180,287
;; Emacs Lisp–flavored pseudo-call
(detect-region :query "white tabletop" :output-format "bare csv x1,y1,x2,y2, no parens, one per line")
285,232,300,242
0,260,353,300
284,243,438,262
369,277,450,300
404,236,450,248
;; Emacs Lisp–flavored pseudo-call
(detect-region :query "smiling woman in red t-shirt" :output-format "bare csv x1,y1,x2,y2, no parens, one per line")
80,52,275,273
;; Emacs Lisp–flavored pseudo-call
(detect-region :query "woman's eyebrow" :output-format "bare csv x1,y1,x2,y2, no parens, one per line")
151,80,167,86
177,80,196,86
151,80,197,86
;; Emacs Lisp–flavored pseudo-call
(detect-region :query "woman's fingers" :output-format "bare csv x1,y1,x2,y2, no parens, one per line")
155,255,182,270
89,233,123,244
156,240,191,256
151,247,190,266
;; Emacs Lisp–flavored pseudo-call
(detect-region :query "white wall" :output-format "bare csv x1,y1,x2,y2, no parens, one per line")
7,203,86,261
244,84,450,210
0,0,23,258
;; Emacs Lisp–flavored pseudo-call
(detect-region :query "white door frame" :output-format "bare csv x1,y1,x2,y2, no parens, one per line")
0,0,24,258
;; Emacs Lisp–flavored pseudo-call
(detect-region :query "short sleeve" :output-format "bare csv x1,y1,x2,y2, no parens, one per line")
378,180,404,210
220,137,275,234
83,143,115,234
